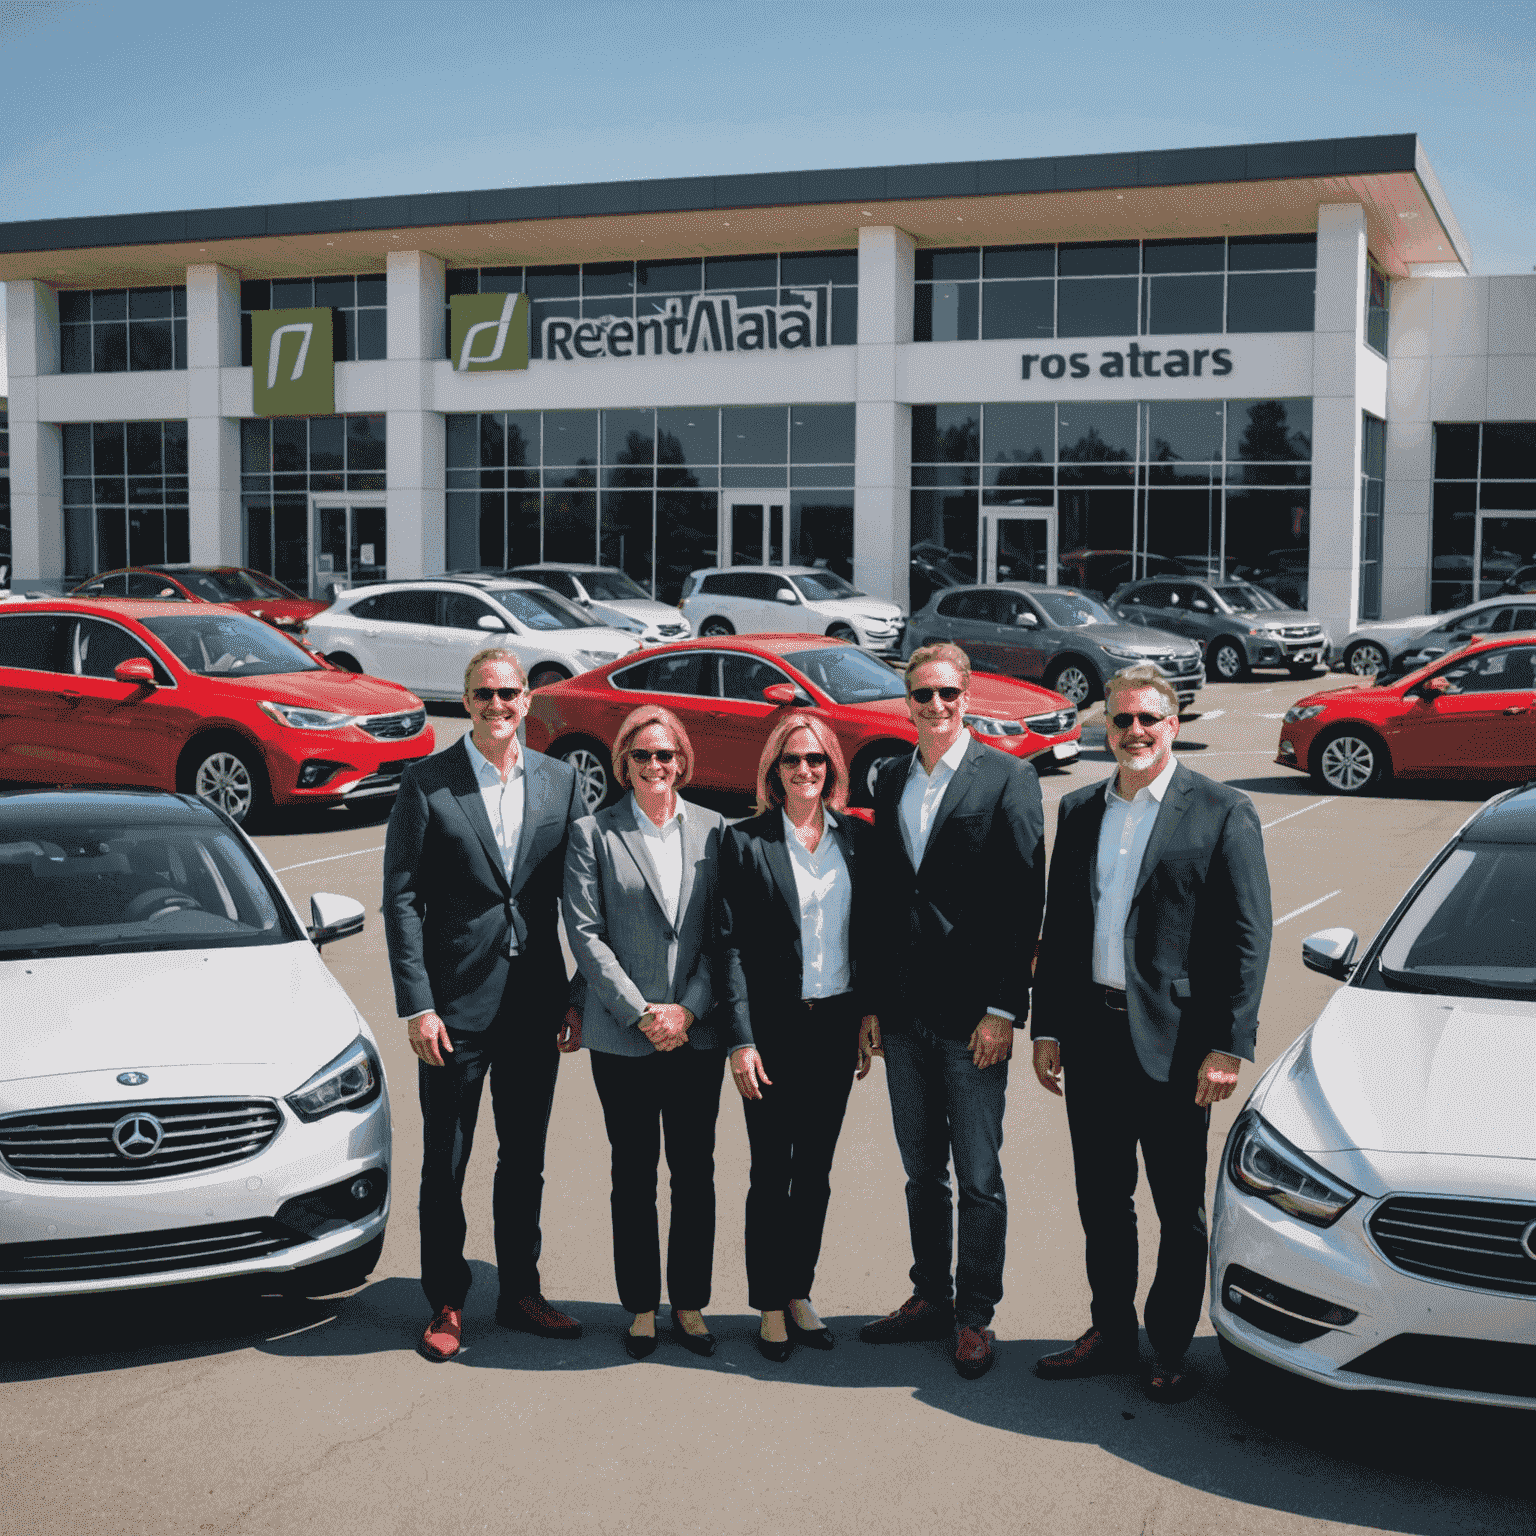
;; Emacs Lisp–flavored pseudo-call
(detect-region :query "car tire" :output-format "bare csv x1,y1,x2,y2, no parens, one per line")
1344,640,1390,677
851,741,912,807
276,1233,385,1298
1310,726,1388,795
528,664,571,690
827,623,859,644
1209,637,1249,681
699,617,735,638
1043,657,1098,707
327,653,362,673
179,735,270,827
557,738,619,814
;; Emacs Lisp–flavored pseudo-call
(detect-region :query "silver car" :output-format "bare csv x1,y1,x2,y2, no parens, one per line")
504,564,692,645
902,583,1204,709
1336,595,1536,678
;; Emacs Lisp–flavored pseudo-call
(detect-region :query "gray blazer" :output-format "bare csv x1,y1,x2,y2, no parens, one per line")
563,796,726,1057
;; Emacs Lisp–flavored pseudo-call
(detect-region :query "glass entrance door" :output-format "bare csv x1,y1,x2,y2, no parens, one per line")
311,500,387,599
982,510,1055,586
723,490,788,566
1475,513,1536,601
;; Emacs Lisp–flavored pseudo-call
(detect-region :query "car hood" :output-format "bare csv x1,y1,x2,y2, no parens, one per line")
805,596,903,621
232,597,328,622
1348,615,1437,642
1089,622,1201,656
0,947,367,1111
589,600,685,631
1253,987,1536,1169
197,669,424,714
524,627,642,656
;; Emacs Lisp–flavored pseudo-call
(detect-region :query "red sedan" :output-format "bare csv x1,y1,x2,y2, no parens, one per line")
523,634,1081,813
70,566,327,636
0,598,433,825
1278,633,1536,794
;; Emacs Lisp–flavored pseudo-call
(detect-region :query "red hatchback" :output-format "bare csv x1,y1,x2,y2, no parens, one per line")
70,566,327,636
0,599,434,825
524,634,1081,813
1278,633,1536,794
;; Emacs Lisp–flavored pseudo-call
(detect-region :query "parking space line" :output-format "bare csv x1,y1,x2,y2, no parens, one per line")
276,845,386,872
1274,889,1343,928
1261,798,1331,830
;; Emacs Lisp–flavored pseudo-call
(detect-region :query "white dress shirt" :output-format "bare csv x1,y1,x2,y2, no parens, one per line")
630,792,686,925
1092,755,1179,988
781,810,853,999
465,731,525,891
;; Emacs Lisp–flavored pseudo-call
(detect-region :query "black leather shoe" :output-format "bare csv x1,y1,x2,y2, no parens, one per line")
670,1316,717,1357
755,1331,794,1363
1034,1327,1138,1380
858,1295,954,1344
623,1327,657,1360
495,1294,583,1339
787,1318,836,1350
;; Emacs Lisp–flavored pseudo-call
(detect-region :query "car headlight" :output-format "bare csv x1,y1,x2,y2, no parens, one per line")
576,650,621,669
1227,1112,1360,1227
963,713,1025,737
1099,644,1146,661
258,701,359,731
286,1037,383,1123
1283,704,1326,723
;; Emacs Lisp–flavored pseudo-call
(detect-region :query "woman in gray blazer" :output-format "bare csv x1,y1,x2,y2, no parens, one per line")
563,705,727,1359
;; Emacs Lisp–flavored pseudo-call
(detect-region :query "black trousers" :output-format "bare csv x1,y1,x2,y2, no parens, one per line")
741,996,861,1313
417,1016,559,1312
588,1044,726,1315
1063,1009,1212,1363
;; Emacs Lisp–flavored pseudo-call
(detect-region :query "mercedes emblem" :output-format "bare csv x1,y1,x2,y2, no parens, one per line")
111,1113,164,1160
116,1071,149,1086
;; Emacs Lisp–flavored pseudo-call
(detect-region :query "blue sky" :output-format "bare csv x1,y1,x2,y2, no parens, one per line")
0,0,1530,277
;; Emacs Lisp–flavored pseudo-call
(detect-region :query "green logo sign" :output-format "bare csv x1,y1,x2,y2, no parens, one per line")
252,307,334,416
451,292,530,372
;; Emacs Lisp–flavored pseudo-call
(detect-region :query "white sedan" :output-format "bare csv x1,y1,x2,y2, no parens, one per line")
0,788,390,1300
1211,784,1536,1410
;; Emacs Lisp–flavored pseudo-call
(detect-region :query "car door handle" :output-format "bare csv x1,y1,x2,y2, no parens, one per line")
1503,705,1527,715
60,691,83,707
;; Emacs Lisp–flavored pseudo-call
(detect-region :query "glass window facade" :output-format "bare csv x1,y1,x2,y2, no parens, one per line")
911,398,1312,607
61,421,190,583
240,416,387,592
240,276,387,366
1431,422,1536,611
445,251,857,361
58,288,187,374
1359,414,1386,620
1366,262,1390,357
914,236,1316,342
446,404,855,600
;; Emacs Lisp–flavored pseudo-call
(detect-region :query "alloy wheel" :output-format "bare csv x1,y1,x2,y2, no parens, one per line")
1050,665,1093,706
194,751,255,823
563,746,611,814
1211,641,1246,680
1318,734,1378,793
1347,642,1388,677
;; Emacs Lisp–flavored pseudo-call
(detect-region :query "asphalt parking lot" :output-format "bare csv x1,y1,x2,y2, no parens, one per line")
2,671,1529,1536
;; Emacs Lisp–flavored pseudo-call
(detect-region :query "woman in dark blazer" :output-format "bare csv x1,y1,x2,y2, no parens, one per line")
563,705,727,1359
717,712,875,1362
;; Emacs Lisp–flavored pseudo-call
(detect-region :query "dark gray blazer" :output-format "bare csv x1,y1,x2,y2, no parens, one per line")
563,796,726,1057
382,738,581,1034
1030,762,1272,1082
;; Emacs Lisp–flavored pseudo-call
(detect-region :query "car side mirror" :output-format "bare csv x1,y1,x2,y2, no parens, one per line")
762,684,798,705
309,892,366,948
1302,927,1358,980
1013,612,1037,628
775,589,798,604
1192,600,1212,612
476,613,507,631
114,657,157,688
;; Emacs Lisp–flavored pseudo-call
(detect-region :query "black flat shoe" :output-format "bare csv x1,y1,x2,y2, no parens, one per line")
786,1319,836,1350
755,1332,794,1363
669,1319,717,1357
624,1329,658,1360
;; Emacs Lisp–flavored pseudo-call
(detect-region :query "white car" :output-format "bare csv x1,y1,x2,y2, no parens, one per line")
1211,783,1536,1411
0,787,389,1300
678,566,905,654
505,564,692,645
304,576,642,699
1336,594,1536,677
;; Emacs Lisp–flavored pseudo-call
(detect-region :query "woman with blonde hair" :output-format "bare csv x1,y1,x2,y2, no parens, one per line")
716,711,876,1361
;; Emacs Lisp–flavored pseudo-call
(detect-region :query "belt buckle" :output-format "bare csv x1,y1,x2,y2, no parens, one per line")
1103,988,1128,1012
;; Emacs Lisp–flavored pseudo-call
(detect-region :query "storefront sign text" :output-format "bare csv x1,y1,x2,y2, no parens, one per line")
544,290,824,363
1020,342,1233,381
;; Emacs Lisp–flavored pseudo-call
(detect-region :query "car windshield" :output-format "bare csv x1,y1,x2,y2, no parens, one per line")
1212,583,1280,612
1240,584,1292,611
784,646,906,704
0,803,300,959
580,570,650,602
178,569,298,602
494,588,602,631
1031,591,1116,628
1376,844,1536,999
791,571,864,601
142,613,321,676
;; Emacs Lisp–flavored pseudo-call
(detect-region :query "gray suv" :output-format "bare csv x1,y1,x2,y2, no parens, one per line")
1111,577,1329,681
902,583,1204,709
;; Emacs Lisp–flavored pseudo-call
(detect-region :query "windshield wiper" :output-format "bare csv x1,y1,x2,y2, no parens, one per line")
1380,964,1536,998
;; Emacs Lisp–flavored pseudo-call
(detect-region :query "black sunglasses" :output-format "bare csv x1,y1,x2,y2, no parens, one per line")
779,752,828,769
628,748,677,765
908,686,964,704
470,686,525,703
1110,711,1171,729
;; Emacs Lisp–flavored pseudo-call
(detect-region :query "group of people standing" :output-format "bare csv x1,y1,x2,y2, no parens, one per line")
381,637,1271,1402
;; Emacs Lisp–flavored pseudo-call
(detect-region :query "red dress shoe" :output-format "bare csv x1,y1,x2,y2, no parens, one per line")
858,1295,955,1344
419,1306,463,1362
1034,1327,1137,1380
495,1293,583,1339
954,1325,996,1380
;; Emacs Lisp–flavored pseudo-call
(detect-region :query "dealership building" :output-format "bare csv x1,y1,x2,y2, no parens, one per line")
2,131,1533,643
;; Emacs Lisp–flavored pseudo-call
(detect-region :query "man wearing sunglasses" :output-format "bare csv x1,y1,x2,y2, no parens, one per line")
384,648,586,1362
1030,664,1271,1402
856,643,1046,1380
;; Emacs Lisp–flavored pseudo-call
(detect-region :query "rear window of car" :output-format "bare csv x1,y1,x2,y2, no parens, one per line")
141,613,321,676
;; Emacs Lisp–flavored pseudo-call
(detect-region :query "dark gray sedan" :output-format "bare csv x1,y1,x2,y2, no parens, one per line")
902,583,1204,709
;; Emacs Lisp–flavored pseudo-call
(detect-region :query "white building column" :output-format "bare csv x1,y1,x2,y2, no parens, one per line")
385,250,446,579
4,280,62,590
1382,274,1434,615
855,225,914,607
186,264,242,565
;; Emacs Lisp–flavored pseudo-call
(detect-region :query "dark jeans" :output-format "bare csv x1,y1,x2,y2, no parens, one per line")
1063,1013,1211,1363
882,1022,1008,1330
417,1018,560,1312
741,997,861,1312
588,1044,726,1315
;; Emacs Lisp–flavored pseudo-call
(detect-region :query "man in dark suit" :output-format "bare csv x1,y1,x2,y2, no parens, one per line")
383,647,585,1362
1031,663,1271,1401
857,643,1046,1380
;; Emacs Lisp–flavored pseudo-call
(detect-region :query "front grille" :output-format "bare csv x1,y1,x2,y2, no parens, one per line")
1368,1195,1536,1297
1342,1335,1536,1399
1025,707,1077,736
1280,626,1322,640
0,1219,300,1284
0,1099,281,1183
1148,654,1201,676
655,623,688,637
360,708,427,741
